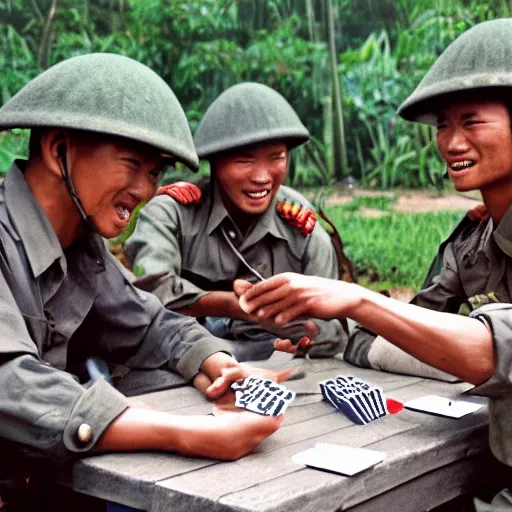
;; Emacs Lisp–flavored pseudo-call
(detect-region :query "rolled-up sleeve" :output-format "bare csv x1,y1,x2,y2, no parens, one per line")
470,303,512,398
89,252,232,381
124,197,208,309
0,269,129,463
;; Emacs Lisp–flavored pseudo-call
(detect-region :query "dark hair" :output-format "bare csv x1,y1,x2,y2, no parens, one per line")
28,128,43,158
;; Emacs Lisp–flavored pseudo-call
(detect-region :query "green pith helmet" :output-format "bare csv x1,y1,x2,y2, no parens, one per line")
194,82,310,159
398,19,512,124
0,53,198,170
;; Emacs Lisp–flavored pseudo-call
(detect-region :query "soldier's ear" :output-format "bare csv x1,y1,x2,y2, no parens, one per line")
40,129,69,178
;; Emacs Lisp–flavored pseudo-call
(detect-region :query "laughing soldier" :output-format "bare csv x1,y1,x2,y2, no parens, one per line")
125,82,347,361
237,19,512,508
0,54,286,510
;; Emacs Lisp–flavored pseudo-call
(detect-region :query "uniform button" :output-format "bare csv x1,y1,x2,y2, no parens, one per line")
227,230,236,240
77,423,93,444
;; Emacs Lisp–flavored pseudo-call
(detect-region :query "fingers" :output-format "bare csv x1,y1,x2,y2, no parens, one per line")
273,336,312,353
240,285,291,316
205,365,247,400
193,371,213,394
240,274,292,303
303,320,319,339
273,338,297,353
274,301,311,325
256,294,309,323
233,279,253,297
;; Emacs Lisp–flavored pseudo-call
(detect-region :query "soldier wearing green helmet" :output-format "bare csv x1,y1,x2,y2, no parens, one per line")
124,82,347,362
0,54,293,509
231,19,512,505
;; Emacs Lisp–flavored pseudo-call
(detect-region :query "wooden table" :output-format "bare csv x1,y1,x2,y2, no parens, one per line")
64,356,492,511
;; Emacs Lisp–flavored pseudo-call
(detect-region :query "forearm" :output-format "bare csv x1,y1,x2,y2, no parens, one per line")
94,407,210,455
347,285,494,384
94,406,282,461
178,291,250,320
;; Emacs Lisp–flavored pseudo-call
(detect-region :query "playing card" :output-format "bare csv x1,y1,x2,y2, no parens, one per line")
369,387,387,418
292,443,385,476
404,395,482,418
231,377,295,416
320,380,369,425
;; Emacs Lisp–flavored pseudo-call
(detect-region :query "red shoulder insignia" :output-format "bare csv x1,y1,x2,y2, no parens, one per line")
157,182,202,205
276,200,317,237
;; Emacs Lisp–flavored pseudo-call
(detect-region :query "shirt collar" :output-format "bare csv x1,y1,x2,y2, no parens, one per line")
206,184,231,235
242,192,287,249
493,203,512,258
5,161,105,278
205,183,288,245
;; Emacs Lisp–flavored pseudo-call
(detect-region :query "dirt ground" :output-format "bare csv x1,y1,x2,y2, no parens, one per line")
324,188,482,213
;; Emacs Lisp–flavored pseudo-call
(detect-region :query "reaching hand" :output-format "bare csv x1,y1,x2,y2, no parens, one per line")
197,352,301,401
157,182,202,205
233,280,319,343
236,273,358,324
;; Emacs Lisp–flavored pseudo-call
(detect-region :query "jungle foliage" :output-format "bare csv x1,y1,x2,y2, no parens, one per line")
0,0,510,188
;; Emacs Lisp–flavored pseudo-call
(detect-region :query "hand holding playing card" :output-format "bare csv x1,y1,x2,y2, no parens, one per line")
231,377,296,417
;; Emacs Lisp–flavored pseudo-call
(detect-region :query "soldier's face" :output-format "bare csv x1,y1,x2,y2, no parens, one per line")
436,101,512,193
69,135,168,238
214,142,288,216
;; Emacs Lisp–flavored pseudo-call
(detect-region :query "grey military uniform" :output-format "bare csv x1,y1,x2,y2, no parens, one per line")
124,182,346,361
0,162,231,467
345,204,512,467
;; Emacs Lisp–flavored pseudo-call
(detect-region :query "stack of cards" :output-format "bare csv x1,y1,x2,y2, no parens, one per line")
231,376,296,417
320,376,387,425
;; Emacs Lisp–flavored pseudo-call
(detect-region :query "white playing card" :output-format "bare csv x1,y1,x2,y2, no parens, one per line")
292,443,385,476
404,395,482,418
231,377,295,416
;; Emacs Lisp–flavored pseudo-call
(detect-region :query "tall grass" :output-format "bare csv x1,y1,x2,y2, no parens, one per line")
324,203,464,290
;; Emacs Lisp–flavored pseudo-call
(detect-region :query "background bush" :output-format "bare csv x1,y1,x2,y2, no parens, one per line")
0,0,510,188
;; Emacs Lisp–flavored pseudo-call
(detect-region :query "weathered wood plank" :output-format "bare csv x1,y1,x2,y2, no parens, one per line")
72,452,220,510
345,454,494,512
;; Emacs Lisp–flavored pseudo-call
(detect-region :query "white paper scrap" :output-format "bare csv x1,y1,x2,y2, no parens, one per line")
292,443,385,476
404,395,482,418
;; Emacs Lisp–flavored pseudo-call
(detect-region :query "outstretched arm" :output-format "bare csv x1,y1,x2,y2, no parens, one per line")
238,274,494,385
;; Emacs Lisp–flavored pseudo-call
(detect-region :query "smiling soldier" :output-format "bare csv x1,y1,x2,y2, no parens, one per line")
0,54,290,511
124,82,347,362
236,19,512,508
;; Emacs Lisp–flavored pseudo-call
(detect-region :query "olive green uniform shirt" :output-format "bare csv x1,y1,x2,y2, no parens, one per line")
345,205,512,467
124,183,346,359
0,163,231,466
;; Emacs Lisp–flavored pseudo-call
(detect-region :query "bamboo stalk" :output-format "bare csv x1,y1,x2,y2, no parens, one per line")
325,0,347,181
305,0,317,41
37,0,58,71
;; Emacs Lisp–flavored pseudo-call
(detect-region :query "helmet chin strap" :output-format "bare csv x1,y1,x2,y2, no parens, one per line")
58,146,96,232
